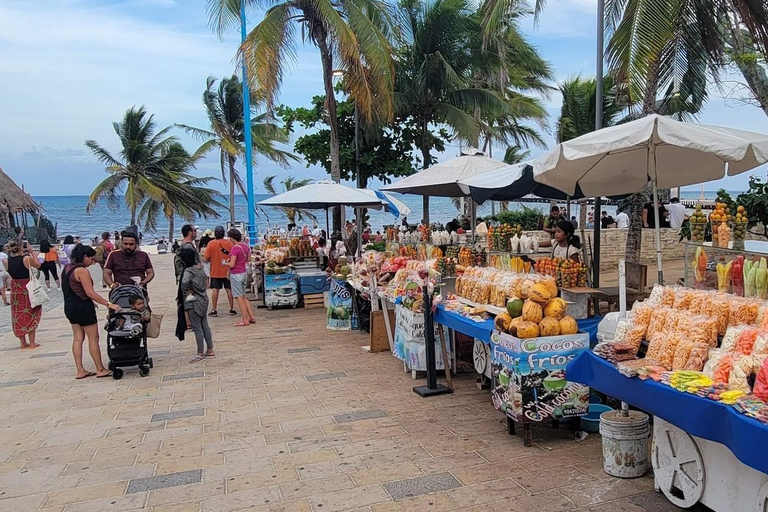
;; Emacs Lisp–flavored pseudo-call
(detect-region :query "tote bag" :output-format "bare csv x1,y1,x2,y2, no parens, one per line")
146,313,164,339
26,263,50,308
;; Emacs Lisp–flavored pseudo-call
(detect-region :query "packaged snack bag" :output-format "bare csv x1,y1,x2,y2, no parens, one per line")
712,353,736,385
729,355,754,394
631,302,653,326
682,343,710,372
722,325,747,351
625,326,646,355
735,327,760,355
703,349,727,379
613,319,631,344
753,358,768,401
672,340,695,371
646,333,681,370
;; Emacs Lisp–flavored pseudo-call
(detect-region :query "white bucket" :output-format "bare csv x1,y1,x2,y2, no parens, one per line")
599,409,650,478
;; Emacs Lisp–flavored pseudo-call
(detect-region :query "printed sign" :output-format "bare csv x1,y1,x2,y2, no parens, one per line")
490,330,589,423
393,305,450,371
327,279,353,330
264,272,298,307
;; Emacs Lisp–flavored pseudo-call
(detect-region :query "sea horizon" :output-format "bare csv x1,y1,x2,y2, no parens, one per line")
31,190,729,241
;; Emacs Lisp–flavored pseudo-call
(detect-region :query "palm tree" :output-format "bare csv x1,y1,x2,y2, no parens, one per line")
137,142,224,240
207,0,395,232
86,106,182,226
394,0,513,224
177,76,296,225
262,175,318,227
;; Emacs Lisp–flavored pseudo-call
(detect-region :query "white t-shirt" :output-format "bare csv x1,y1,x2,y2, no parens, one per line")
0,252,7,272
666,203,686,229
552,244,580,260
615,212,630,229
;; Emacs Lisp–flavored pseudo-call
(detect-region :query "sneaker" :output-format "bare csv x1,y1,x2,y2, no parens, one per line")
209,311,218,317
229,309,237,316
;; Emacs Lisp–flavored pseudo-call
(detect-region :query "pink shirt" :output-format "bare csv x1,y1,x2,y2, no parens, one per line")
230,243,249,274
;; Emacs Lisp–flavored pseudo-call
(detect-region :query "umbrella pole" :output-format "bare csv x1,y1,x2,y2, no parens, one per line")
650,144,664,284
356,207,363,258
325,208,330,239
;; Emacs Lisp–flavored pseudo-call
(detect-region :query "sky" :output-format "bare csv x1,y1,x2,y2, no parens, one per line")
0,0,766,197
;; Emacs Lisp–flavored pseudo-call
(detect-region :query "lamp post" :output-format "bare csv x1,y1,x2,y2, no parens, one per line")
240,1,257,244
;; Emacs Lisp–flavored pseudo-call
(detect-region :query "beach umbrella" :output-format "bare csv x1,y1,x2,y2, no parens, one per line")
532,114,768,283
458,160,589,204
381,148,507,197
258,181,384,237
357,190,411,218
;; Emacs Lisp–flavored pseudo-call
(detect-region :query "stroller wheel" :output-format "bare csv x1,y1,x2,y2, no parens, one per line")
139,366,150,377
108,362,115,372
148,358,154,368
113,368,124,380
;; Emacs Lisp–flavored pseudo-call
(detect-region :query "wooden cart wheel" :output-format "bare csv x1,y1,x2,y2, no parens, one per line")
652,424,705,508
473,339,489,377
756,481,768,512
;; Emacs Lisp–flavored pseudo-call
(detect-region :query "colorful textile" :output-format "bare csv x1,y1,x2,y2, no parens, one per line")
10,279,41,337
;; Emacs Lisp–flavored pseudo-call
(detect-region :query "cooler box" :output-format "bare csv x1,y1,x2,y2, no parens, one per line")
298,272,330,295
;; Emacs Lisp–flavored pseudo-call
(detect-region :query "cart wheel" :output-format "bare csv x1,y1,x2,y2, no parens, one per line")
268,306,273,311
652,423,705,508
148,358,154,368
473,339,489,377
757,481,768,512
112,368,124,380
108,362,115,371
139,366,150,377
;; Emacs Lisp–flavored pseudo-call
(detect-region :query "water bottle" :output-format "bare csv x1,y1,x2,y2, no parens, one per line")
351,311,359,330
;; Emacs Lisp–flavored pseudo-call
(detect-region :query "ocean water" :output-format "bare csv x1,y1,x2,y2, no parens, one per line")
33,190,719,241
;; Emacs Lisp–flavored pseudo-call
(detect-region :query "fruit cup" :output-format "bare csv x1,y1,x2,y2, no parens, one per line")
690,221,707,243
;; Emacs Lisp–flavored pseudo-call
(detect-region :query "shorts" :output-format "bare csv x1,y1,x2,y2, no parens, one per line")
65,300,98,327
210,277,231,290
230,273,247,298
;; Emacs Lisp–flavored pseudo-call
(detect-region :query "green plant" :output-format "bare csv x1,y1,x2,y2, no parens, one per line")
491,206,542,230
734,177,767,238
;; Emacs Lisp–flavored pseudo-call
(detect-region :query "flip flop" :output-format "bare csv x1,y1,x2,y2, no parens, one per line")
76,372,97,380
96,372,112,378
234,321,249,327
205,352,216,358
190,355,205,363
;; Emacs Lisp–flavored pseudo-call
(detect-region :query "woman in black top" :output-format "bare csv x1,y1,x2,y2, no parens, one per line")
3,240,42,349
62,245,120,379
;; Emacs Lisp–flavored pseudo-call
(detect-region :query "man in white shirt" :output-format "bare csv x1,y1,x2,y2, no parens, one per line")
665,197,687,229
615,210,630,229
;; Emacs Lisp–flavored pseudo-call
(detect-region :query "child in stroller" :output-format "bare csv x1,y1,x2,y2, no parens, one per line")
105,285,153,378
115,295,151,336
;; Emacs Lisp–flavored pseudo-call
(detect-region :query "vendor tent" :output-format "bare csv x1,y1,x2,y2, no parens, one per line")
381,148,507,197
458,160,589,203
532,114,768,282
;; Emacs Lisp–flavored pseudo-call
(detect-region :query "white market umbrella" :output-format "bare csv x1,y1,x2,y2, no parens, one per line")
359,190,412,218
381,148,508,197
258,181,385,210
533,114,768,283
259,180,384,238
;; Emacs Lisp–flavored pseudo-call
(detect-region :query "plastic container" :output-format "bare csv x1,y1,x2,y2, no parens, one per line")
589,394,603,404
580,403,612,433
599,409,650,478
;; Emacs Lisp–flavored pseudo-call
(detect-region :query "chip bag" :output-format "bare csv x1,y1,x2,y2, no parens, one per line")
753,357,768,402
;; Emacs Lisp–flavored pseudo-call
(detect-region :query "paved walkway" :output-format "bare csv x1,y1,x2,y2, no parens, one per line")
0,255,692,511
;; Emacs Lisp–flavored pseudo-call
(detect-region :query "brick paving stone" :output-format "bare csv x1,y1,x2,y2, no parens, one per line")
305,372,348,382
151,408,206,422
162,371,206,381
29,351,68,358
383,472,462,501
0,378,38,388
287,347,321,353
333,409,388,424
127,469,203,494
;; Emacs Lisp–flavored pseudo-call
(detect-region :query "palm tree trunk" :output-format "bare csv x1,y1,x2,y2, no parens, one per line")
316,27,342,233
625,61,662,263
168,215,175,241
130,206,136,227
228,156,236,225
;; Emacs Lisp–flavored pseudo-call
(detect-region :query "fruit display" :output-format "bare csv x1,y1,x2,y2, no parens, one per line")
489,254,531,273
264,260,293,275
418,224,430,242
436,257,457,278
710,202,732,248
733,205,749,245
287,238,314,258
455,267,557,308
689,205,708,242
710,202,732,223
457,247,487,267
495,294,577,339
445,246,460,260
488,224,518,251
534,257,588,287
398,245,417,259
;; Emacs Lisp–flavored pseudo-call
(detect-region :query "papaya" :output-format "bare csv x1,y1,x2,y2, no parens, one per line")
509,316,525,336
542,278,558,298
494,312,513,332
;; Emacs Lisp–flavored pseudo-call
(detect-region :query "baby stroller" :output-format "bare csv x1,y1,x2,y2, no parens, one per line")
105,285,154,379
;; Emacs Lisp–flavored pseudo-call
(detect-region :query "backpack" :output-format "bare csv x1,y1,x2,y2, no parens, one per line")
94,243,106,263
174,241,198,279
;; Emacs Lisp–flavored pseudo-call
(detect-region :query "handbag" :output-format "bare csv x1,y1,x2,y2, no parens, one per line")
146,313,164,338
26,262,50,308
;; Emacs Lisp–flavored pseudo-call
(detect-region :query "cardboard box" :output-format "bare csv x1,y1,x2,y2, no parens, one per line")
490,330,590,423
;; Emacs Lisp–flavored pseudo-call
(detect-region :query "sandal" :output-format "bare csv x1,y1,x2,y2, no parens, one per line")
96,372,112,378
189,355,205,363
205,351,216,358
234,321,250,327
76,371,97,380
